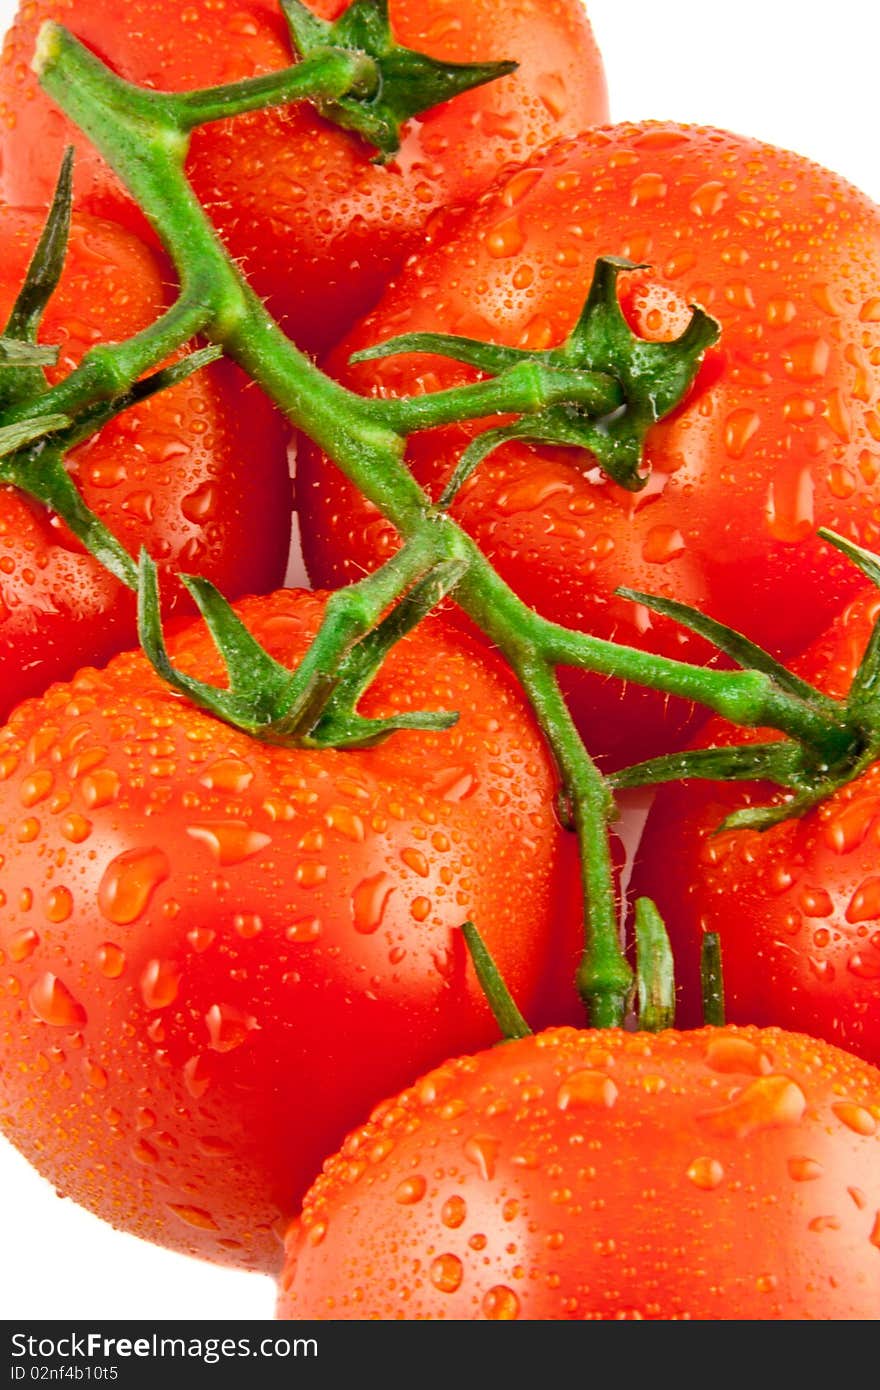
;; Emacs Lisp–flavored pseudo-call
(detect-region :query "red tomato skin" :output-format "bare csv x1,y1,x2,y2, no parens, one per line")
0,590,581,1271
296,122,880,768
0,0,608,355
277,1024,880,1320
0,206,291,719
630,589,880,1066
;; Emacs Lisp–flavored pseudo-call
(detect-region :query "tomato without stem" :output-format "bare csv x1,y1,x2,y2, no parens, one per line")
0,206,291,719
0,0,608,355
277,1024,880,1320
0,589,580,1271
631,588,880,1067
297,123,880,767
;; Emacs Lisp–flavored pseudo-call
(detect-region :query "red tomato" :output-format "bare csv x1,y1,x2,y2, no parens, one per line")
296,122,880,768
0,0,608,355
630,588,880,1067
277,1024,880,1319
0,589,580,1271
0,205,291,719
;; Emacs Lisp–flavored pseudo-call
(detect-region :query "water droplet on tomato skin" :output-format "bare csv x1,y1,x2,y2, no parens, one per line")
704,1036,773,1075
832,1103,877,1137
394,1175,427,1206
788,1156,824,1182
8,928,39,963
186,821,271,866
463,1134,498,1181
98,847,170,926
352,872,396,935
205,1003,259,1054
430,1253,464,1293
699,1075,807,1138
139,958,181,1010
686,1156,725,1190
483,1285,520,1320
556,1071,618,1111
28,972,87,1028
441,1195,467,1229
166,1203,219,1232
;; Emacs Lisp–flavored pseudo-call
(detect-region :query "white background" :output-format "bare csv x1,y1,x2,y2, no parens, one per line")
1,0,879,1323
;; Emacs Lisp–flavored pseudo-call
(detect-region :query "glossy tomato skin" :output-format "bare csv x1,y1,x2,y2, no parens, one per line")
297,123,880,768
277,1025,880,1319
630,589,880,1067
0,206,291,719
0,0,608,355
0,590,581,1271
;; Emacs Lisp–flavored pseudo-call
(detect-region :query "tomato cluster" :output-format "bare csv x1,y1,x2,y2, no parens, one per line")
0,0,879,1325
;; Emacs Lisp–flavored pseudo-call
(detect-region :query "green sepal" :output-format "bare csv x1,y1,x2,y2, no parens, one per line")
302,557,465,747
700,932,725,1027
0,413,70,461
0,148,73,413
610,739,811,792
615,584,831,711
137,548,464,750
459,921,532,1042
0,339,58,369
819,528,880,727
352,256,720,493
281,0,516,161
634,897,676,1032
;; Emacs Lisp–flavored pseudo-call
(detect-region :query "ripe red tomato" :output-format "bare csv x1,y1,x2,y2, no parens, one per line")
630,588,880,1067
0,0,608,355
0,588,580,1272
276,1024,880,1319
296,122,880,768
0,205,291,719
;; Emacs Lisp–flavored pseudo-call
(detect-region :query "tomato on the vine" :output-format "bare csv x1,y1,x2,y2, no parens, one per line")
0,205,291,719
0,588,581,1271
276,1024,880,1320
297,122,880,768
630,588,880,1068
0,0,608,355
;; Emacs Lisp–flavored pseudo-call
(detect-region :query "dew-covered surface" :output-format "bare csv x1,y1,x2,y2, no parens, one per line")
278,1025,880,1319
298,122,880,767
0,589,580,1271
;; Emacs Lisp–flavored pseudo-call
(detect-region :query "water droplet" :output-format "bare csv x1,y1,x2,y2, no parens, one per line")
60,813,92,844
784,336,830,382
686,1156,725,1190
394,1175,427,1205
324,805,365,842
233,912,263,939
186,926,216,953
689,180,728,217
19,770,53,807
723,409,761,460
845,877,880,924
629,171,666,206
699,1075,806,1138
45,886,73,923
401,847,430,878
870,1213,880,1251
140,958,181,1010
352,872,396,934
80,769,120,809
464,1134,498,1181
98,847,170,926
186,821,271,866
441,1195,467,1228
199,757,254,793
28,973,87,1027
823,797,880,854
766,464,814,543
430,1253,464,1293
95,943,126,978
704,1037,773,1079
183,1054,211,1099
486,215,525,259
788,1156,823,1182
832,1103,877,1137
8,928,40,963
556,1070,618,1111
641,525,685,565
166,1203,218,1231
483,1285,520,1320
205,1003,259,1053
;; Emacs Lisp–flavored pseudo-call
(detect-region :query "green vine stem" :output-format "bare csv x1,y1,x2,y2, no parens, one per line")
22,19,870,1026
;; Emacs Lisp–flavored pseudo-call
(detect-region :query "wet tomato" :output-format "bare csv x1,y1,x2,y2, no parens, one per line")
0,205,291,719
631,588,880,1067
0,0,608,354
0,588,579,1271
296,122,880,767
277,1025,880,1320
